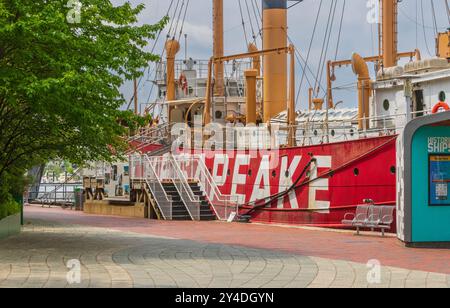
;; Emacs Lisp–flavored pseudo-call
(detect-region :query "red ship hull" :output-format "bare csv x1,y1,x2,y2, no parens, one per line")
198,135,397,228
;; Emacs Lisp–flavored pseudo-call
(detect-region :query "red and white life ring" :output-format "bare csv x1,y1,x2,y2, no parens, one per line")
179,74,188,95
432,101,450,114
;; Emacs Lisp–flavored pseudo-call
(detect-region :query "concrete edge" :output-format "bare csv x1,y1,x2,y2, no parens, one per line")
0,213,22,240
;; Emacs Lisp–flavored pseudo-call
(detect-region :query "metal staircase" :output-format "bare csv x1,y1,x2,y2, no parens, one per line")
173,155,239,221
130,154,217,221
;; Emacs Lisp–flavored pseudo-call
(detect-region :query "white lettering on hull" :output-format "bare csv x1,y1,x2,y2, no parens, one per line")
212,154,228,186
231,154,250,204
308,156,332,212
222,154,332,210
250,155,271,202
277,156,302,209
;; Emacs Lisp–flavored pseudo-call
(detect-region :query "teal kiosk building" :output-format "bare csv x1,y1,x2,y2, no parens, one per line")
397,111,450,247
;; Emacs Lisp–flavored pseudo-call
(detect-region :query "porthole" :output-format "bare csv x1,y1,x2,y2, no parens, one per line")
248,170,252,177
390,166,396,174
215,110,223,119
354,168,360,176
350,129,355,137
331,130,336,137
227,169,231,176
383,99,390,111
272,170,277,178
439,91,446,102
314,130,318,136
285,170,290,178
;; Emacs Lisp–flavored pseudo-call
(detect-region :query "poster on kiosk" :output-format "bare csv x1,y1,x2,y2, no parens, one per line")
428,142,450,206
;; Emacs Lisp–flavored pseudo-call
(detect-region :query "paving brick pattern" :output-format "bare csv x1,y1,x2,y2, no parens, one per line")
0,212,449,288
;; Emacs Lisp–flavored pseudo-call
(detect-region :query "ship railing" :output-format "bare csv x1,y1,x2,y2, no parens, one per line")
33,168,82,206
175,79,253,99
282,108,434,145
148,155,201,221
129,122,173,144
130,155,172,220
172,154,239,221
155,60,252,81
163,108,435,150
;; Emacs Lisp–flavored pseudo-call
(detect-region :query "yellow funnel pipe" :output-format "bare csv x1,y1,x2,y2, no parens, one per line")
213,0,224,96
351,53,371,130
245,69,258,125
263,5,287,123
381,0,398,68
165,40,180,101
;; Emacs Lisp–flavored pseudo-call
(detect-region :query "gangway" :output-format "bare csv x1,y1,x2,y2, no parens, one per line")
130,155,221,221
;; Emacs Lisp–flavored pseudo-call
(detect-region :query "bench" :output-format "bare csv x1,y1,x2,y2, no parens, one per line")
342,201,395,237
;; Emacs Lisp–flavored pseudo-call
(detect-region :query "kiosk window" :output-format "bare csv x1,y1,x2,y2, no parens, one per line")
429,155,450,206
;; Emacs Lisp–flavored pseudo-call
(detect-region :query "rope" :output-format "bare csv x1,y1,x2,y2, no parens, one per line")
238,0,250,47
297,0,323,104
430,0,439,37
314,0,338,97
420,0,433,56
250,0,262,43
334,0,346,61
126,0,176,111
177,0,190,42
244,0,257,42
446,0,450,24
172,0,185,40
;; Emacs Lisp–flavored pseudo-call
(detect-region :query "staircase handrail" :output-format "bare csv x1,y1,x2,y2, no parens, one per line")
148,155,201,220
131,155,172,220
173,155,239,220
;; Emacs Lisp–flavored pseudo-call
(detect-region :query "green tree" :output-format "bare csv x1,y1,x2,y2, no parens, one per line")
0,0,167,204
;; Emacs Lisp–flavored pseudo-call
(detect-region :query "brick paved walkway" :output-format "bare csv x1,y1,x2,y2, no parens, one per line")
0,206,448,288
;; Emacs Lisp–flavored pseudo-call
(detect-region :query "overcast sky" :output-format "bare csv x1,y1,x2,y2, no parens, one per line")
116,0,450,111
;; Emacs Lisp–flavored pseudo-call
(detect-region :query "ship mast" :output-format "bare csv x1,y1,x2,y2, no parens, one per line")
213,0,224,96
380,0,398,68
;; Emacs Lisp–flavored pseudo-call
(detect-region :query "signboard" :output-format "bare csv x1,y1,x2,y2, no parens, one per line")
429,155,450,206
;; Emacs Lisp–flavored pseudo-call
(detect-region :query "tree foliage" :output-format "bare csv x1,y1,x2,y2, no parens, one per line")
0,0,167,202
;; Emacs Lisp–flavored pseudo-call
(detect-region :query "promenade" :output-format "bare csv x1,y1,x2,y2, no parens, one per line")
0,205,449,288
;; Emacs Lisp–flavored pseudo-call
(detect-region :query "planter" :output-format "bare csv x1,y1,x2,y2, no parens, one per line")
0,213,21,240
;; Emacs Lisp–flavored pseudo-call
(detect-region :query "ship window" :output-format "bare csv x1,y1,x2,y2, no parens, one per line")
439,91,446,102
285,170,290,178
227,169,231,176
248,170,252,177
314,130,318,136
350,129,355,136
353,168,360,176
215,111,223,119
383,99,390,111
331,130,336,137
272,170,277,178
390,166,396,174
